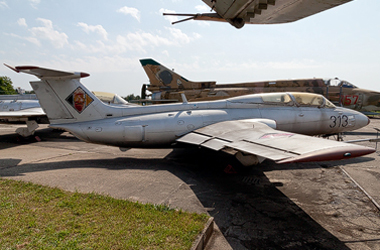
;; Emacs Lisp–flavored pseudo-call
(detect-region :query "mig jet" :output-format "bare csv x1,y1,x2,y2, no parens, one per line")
164,0,353,28
5,64,375,166
140,58,380,115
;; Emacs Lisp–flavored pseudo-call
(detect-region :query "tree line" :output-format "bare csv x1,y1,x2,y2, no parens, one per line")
0,76,17,95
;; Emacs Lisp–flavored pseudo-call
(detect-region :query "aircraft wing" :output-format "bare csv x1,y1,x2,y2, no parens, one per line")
177,119,375,164
202,0,353,24
0,107,45,118
167,0,353,28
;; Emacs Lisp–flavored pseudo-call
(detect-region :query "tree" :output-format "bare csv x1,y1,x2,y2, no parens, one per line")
0,76,17,95
124,94,141,102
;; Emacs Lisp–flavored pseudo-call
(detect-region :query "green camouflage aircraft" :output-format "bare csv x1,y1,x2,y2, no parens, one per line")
140,58,380,115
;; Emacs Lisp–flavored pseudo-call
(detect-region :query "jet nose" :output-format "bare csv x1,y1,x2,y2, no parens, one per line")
355,113,370,129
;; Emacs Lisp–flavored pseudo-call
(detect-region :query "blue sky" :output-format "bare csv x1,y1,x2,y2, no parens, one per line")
0,0,379,96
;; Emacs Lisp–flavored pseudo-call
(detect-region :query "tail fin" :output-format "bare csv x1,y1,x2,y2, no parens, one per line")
139,58,216,91
4,64,115,124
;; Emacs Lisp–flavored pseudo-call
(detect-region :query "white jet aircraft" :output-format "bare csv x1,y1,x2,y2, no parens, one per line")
0,99,46,137
0,84,133,137
5,64,375,166
164,0,353,28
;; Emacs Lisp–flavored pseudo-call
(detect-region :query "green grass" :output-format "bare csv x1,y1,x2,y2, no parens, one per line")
0,179,208,249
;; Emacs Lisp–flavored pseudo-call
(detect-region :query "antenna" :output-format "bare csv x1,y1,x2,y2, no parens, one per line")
180,93,188,104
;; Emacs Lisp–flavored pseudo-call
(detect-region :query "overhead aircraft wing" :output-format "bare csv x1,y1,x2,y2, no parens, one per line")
177,119,375,165
167,0,353,28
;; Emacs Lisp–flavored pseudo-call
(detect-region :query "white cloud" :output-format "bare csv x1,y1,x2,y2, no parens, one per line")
161,50,170,57
71,28,201,55
7,33,41,46
17,18,27,27
195,5,209,12
72,41,87,51
116,32,172,53
0,1,8,8
28,0,40,8
194,21,211,27
117,6,141,22
168,27,201,44
121,28,201,53
77,22,108,41
29,18,68,48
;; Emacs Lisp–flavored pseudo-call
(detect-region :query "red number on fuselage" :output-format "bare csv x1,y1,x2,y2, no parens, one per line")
343,95,358,106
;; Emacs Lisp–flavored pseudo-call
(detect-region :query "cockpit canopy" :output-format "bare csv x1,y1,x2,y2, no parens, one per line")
290,92,335,108
326,78,357,88
229,92,336,108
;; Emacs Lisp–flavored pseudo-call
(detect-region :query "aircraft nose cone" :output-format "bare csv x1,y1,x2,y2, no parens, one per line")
355,113,370,129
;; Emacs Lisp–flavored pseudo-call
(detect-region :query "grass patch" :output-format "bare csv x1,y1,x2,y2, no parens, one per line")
0,179,208,249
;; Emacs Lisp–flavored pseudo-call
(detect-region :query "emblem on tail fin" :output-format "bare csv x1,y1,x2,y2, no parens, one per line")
159,70,173,85
65,87,94,113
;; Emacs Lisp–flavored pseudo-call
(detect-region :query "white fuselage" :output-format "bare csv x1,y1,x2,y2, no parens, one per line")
52,97,369,148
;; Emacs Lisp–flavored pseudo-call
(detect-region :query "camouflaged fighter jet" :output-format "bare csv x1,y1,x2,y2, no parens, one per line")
140,59,380,115
6,64,375,166
164,0,353,29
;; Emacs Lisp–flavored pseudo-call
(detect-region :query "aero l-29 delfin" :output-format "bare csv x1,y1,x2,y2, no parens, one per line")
0,88,132,137
6,64,375,166
164,0,353,28
140,59,380,115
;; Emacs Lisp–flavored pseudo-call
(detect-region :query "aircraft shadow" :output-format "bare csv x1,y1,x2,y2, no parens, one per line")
0,127,80,150
0,149,352,249
165,149,358,249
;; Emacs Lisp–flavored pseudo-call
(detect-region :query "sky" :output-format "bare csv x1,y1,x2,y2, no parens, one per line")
0,0,379,96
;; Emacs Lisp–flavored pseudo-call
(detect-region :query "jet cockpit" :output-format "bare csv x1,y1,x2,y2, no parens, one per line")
229,92,336,109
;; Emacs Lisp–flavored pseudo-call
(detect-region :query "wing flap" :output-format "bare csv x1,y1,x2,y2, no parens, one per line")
202,138,231,151
248,134,353,155
226,140,297,161
176,132,211,145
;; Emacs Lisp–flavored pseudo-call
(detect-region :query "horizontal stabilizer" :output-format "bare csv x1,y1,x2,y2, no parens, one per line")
4,64,89,80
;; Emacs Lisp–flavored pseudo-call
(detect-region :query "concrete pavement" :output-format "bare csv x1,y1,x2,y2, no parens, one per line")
1,121,380,249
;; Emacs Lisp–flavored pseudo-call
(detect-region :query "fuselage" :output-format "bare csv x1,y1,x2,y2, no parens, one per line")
52,92,370,148
150,80,380,113
0,99,41,111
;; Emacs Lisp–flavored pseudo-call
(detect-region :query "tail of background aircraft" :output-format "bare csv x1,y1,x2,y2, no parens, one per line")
4,64,116,125
139,58,216,91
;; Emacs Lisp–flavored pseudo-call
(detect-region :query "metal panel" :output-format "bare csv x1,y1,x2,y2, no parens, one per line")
250,134,352,155
31,81,74,120
124,126,144,142
177,132,211,145
201,138,229,150
227,140,297,161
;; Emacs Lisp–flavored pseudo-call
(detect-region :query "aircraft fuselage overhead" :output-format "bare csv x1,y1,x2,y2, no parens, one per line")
164,0,353,28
